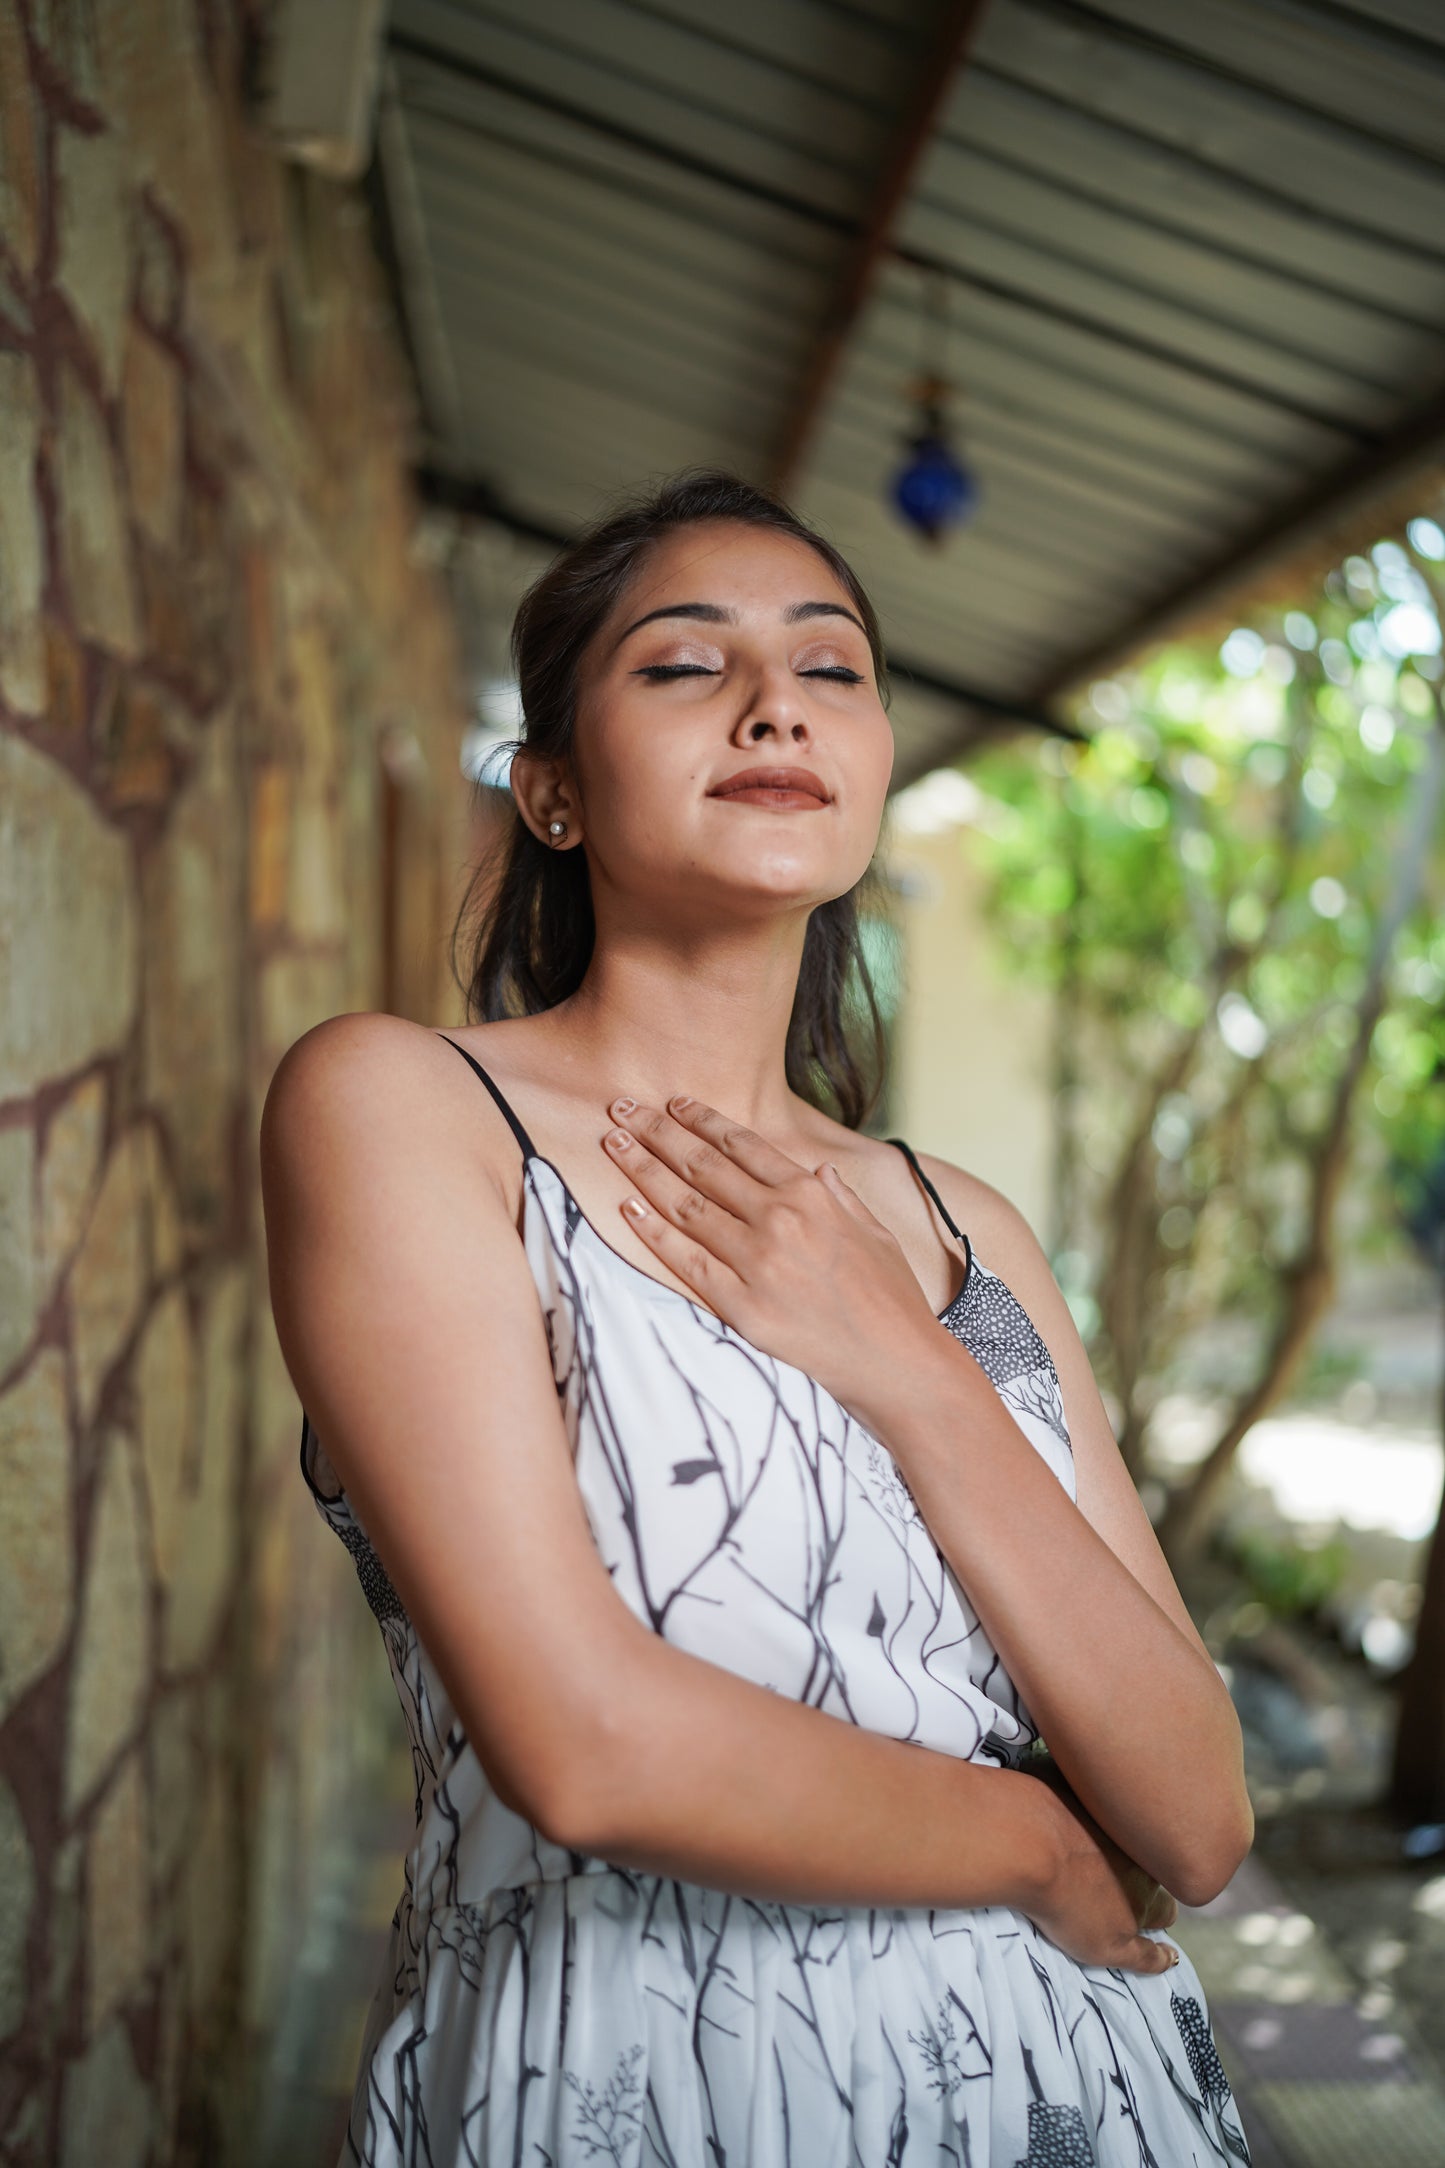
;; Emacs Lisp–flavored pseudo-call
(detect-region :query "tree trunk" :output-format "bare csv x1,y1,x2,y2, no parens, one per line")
1100,1012,1214,1474
1048,807,1083,1270
1154,1256,1335,1562
1156,695,1445,1567
1389,1276,1445,1823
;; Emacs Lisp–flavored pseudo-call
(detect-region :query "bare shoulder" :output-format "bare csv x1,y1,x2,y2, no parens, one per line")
263,1012,448,1157
260,1013,517,1209
911,1150,1049,1276
265,1008,436,1109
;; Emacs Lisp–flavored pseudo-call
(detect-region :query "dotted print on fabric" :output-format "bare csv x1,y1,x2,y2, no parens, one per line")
1014,2099,1097,2168
1173,1991,1234,2107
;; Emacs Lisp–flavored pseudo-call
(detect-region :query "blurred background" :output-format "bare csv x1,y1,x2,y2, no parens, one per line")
1,1,1444,2162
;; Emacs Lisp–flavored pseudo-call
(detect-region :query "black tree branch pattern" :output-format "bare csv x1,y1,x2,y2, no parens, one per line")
564,2042,647,2162
300,1145,1249,2167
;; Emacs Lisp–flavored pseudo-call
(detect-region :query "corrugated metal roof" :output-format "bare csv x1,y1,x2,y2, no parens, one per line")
382,0,1445,774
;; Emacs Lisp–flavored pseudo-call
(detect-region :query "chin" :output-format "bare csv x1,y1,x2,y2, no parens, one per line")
728,860,856,909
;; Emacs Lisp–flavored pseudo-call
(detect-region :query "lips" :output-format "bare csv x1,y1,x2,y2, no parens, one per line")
708,766,831,806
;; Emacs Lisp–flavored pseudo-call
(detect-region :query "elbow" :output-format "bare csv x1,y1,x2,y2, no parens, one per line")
461,1625,663,1854
1167,1794,1255,1911
1165,1692,1255,1909
498,1702,644,1857
524,1764,625,1856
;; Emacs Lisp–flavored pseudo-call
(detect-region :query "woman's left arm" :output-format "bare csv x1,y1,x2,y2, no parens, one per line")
886,1152,1254,1908
596,1097,1253,1908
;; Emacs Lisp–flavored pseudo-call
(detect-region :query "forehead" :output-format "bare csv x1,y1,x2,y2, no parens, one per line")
610,520,856,623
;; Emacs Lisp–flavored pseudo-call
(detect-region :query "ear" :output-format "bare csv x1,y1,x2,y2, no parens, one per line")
511,747,582,848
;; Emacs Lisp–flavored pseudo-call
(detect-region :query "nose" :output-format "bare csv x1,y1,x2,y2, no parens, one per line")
731,659,812,748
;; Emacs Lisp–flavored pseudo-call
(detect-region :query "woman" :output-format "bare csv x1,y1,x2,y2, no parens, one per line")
262,471,1253,2166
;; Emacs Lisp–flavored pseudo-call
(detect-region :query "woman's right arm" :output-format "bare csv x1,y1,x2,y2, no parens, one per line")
260,1016,1174,1975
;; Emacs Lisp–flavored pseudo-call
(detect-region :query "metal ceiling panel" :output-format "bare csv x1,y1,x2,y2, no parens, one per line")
408,129,830,320
393,65,845,277
830,339,1290,515
906,150,1441,373
942,70,1445,311
439,288,781,460
838,294,1314,488
625,0,936,88
1086,0,1445,156
383,0,1445,771
1331,0,1445,42
391,0,897,216
423,210,810,407
972,2,1445,254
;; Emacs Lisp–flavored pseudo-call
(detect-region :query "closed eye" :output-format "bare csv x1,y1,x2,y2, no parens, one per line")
635,663,865,683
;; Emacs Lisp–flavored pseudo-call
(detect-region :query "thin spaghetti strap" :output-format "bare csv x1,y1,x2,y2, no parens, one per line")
884,1135,968,1245
437,1035,540,1162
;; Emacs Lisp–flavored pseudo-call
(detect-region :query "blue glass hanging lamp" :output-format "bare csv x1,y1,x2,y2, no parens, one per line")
890,271,979,545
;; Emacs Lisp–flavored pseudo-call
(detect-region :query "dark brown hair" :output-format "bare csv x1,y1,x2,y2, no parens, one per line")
455,470,892,1128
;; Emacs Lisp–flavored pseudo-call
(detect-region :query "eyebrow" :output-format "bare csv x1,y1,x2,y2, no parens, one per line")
785,601,868,636
615,599,869,648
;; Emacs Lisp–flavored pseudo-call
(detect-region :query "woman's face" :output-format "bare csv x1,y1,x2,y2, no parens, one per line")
553,521,894,929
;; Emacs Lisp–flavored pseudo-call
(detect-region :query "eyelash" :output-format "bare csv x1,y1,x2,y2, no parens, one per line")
636,664,864,685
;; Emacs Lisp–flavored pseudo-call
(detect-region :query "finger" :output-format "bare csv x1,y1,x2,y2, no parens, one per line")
1123,1935,1181,1976
1118,1862,1159,1929
1143,1889,1179,1933
609,1100,763,1219
816,1161,881,1226
1126,1872,1177,1935
601,1120,751,1269
663,1097,806,1193
615,1192,745,1313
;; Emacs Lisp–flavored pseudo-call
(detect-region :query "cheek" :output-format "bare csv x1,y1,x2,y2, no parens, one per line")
576,711,702,842
850,708,896,805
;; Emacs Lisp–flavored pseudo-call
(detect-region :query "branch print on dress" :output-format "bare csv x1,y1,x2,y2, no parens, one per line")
299,1126,1250,2167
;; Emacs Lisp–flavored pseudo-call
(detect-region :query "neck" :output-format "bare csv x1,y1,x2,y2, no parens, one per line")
536,915,812,1132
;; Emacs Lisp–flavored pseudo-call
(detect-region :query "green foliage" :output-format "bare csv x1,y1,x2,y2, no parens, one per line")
964,525,1445,1435
1294,1338,1369,1403
1232,1529,1351,1619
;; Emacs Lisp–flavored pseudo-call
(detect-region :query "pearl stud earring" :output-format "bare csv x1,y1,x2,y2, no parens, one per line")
548,820,567,842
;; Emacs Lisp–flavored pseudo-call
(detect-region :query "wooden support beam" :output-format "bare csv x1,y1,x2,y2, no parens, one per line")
769,0,993,495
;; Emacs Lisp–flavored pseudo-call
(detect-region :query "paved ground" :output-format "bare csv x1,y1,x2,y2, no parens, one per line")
1177,1850,1445,2167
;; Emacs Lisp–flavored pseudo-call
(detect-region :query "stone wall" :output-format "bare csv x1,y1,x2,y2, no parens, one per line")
0,3,471,2158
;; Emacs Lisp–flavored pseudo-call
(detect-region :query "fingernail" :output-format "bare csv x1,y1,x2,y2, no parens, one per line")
605,1128,631,1149
622,1196,647,1218
611,1096,636,1115
668,1095,692,1111
1168,1948,1181,1967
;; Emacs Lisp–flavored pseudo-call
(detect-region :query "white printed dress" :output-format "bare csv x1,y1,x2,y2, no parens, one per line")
299,1039,1250,2167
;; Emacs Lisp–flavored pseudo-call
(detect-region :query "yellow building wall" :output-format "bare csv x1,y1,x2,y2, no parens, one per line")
884,819,1058,1251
